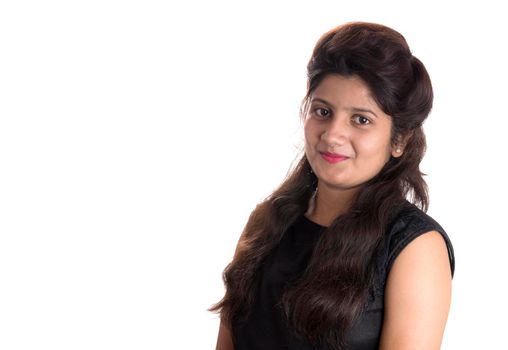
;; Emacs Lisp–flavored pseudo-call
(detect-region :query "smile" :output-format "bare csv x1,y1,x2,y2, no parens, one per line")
319,152,349,164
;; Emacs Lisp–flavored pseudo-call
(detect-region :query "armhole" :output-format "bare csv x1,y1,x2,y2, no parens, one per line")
386,226,455,279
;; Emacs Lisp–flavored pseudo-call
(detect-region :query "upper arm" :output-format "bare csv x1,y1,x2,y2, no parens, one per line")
216,319,234,350
379,230,452,350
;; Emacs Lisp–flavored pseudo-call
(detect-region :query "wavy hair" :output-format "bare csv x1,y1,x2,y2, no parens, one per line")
210,22,433,349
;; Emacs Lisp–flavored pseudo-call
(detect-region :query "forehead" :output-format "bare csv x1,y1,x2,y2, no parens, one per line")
311,74,379,108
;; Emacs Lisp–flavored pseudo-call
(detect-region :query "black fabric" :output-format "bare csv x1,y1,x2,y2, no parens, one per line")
232,201,455,350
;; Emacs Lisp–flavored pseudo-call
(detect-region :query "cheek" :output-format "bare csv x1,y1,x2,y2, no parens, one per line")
304,121,319,144
357,133,392,160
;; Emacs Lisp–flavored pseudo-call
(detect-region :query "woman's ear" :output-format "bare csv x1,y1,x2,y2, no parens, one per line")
391,131,413,158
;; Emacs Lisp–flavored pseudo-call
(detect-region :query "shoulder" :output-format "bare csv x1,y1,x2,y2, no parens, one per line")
380,226,453,349
383,201,455,278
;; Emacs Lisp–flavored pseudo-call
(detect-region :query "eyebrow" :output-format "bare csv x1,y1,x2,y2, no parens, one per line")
310,97,379,118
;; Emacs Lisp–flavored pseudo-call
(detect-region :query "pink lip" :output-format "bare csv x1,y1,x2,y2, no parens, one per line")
320,152,349,164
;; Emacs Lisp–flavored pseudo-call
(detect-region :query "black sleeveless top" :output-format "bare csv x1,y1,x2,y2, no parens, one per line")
232,202,455,350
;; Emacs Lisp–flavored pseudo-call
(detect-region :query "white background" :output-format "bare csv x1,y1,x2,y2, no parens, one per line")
1,1,506,349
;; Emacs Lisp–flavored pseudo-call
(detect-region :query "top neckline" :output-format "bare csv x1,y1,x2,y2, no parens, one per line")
301,214,328,229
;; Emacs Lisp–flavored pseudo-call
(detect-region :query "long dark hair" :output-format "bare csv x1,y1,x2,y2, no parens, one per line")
210,22,433,349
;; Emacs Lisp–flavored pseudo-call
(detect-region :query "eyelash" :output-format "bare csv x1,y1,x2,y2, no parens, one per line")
312,107,371,125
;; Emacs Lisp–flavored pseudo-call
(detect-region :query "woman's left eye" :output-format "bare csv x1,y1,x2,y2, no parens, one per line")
353,115,370,125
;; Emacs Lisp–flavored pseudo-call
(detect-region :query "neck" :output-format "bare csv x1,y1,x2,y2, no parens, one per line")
306,182,358,227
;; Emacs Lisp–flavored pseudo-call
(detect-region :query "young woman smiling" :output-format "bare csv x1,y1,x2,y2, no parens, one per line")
211,22,455,350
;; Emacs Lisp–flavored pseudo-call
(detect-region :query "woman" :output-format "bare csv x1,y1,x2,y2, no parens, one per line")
211,22,455,350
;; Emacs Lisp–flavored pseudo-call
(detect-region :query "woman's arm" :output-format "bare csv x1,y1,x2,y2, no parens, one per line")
379,230,452,350
215,319,234,350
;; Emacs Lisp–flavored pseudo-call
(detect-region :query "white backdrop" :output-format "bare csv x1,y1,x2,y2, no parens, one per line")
1,1,506,349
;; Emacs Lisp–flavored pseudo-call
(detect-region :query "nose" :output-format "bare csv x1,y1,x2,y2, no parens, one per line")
320,114,351,147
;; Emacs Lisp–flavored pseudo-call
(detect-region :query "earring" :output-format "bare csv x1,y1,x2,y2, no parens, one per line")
306,167,314,188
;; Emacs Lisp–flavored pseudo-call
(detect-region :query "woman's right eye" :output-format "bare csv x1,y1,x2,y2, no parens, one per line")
313,107,330,118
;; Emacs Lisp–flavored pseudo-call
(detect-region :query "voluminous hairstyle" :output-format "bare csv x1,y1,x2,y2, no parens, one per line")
210,22,434,349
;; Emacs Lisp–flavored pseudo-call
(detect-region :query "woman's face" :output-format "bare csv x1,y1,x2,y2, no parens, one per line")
304,74,402,192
